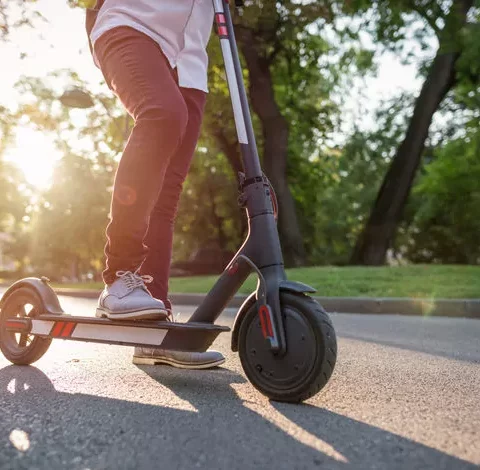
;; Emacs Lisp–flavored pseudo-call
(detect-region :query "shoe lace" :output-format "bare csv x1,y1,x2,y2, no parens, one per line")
116,270,176,320
116,270,152,291
166,311,181,323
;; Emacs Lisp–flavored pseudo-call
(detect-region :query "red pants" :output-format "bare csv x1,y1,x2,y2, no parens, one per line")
95,26,206,301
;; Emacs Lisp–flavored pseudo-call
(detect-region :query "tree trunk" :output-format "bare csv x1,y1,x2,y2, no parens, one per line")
236,29,306,266
211,127,243,175
206,178,228,251
209,126,249,237
350,0,473,265
71,256,80,282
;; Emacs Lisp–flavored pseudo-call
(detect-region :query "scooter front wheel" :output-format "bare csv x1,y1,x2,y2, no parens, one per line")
0,287,52,365
238,292,337,403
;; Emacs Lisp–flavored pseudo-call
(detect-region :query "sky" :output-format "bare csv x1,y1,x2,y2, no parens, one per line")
0,0,425,189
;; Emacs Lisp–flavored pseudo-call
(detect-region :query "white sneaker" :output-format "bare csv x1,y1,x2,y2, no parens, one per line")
133,348,225,369
96,271,168,321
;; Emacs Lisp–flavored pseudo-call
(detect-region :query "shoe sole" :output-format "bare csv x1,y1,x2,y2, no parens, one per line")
132,355,226,369
96,307,168,321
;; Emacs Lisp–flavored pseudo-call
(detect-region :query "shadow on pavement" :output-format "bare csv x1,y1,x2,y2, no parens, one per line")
271,402,477,470
0,365,476,470
141,365,477,470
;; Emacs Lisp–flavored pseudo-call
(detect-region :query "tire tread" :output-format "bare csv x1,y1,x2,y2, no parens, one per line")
0,287,52,365
238,292,337,403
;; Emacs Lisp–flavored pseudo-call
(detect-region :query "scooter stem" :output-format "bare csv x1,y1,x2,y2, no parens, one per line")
212,0,262,179
205,0,288,354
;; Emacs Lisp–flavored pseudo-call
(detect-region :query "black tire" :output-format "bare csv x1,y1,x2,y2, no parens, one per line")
238,292,337,403
0,287,52,365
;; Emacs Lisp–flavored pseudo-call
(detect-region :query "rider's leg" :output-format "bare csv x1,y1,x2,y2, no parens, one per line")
94,26,188,320
140,87,206,305
135,83,226,369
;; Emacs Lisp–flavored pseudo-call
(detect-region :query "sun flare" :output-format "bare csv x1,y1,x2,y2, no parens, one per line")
5,127,62,190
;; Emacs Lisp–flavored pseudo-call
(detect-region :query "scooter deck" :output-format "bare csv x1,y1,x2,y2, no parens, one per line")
5,314,230,352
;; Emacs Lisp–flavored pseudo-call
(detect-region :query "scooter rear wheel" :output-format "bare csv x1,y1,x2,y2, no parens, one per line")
238,292,337,403
0,287,52,365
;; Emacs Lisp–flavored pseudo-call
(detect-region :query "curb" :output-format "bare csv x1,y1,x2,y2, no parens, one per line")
48,288,480,319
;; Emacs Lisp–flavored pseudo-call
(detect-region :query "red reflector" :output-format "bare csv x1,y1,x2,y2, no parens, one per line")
216,13,226,24
265,312,274,337
218,26,228,36
51,322,65,337
259,307,268,339
61,322,76,338
259,305,275,339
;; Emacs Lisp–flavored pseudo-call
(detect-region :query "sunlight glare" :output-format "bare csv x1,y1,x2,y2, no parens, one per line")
5,127,62,189
9,429,30,452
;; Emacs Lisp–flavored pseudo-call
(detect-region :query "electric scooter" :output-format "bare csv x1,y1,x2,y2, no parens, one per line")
0,0,337,403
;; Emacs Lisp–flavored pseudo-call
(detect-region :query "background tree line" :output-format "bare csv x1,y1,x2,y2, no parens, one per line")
0,0,479,281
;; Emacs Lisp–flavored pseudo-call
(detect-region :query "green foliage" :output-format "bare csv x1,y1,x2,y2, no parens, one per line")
454,7,480,121
67,0,96,9
0,0,42,40
0,161,28,232
28,152,111,279
173,147,242,262
3,71,120,278
344,0,450,44
405,129,480,264
0,106,31,239
290,89,413,266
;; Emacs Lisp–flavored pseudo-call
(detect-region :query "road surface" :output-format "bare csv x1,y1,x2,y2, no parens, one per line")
0,290,479,469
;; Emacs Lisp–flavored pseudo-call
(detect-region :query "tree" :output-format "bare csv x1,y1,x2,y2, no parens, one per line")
0,0,41,39
0,160,28,233
5,71,121,277
404,128,480,263
351,0,478,265
29,152,111,280
230,3,337,266
207,2,374,266
0,0,42,236
173,146,242,268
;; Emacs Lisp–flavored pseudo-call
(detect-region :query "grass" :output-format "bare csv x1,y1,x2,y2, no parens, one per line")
50,265,480,299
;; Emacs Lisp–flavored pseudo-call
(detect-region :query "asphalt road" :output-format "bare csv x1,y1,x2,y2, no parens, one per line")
0,290,479,469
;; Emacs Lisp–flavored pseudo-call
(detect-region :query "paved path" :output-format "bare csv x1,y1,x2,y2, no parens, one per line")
0,291,479,469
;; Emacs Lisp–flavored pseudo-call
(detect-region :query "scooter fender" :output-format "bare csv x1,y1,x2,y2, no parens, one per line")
0,277,64,315
231,280,316,352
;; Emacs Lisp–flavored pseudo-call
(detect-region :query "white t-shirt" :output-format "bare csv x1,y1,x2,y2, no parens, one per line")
90,0,215,93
